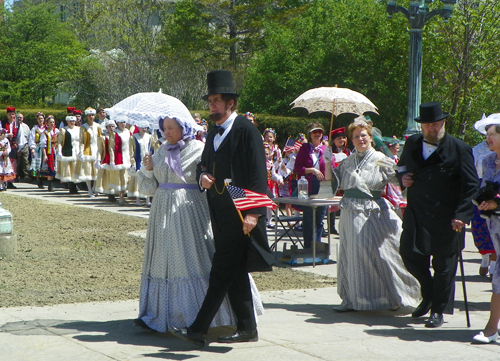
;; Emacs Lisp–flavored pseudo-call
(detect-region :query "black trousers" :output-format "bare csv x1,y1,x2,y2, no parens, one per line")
401,251,458,314
17,144,30,179
191,206,256,335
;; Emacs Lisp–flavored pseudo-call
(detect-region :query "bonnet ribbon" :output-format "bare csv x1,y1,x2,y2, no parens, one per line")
164,139,187,183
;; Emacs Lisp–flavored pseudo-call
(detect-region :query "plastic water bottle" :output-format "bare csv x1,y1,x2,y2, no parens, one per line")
297,176,308,199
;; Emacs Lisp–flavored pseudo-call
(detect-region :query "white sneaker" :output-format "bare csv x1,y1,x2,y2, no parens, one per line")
472,331,499,343
145,201,152,207
135,200,143,206
88,192,95,198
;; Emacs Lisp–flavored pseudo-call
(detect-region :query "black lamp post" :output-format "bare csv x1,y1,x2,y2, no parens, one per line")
386,0,457,135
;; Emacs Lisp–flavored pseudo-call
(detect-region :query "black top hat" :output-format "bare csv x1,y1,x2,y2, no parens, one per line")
202,70,240,101
415,101,449,123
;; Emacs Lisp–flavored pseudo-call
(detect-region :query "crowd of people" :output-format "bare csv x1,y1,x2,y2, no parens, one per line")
2,70,499,347
0,106,155,205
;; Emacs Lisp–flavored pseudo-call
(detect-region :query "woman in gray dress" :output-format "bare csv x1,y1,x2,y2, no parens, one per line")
332,119,420,312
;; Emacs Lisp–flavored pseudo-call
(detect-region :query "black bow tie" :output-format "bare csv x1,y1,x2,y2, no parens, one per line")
423,139,439,147
215,126,225,136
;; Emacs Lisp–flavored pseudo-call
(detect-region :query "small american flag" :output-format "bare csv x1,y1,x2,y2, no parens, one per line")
283,137,301,153
227,185,276,211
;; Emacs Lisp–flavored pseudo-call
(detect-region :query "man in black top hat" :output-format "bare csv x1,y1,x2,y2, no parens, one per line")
169,70,273,347
396,101,479,328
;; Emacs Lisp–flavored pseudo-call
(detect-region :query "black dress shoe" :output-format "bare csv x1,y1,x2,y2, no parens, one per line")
169,326,206,348
411,299,432,318
217,329,258,343
425,313,444,328
6,182,17,189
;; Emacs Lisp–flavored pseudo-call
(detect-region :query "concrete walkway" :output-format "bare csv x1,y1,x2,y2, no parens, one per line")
0,181,499,360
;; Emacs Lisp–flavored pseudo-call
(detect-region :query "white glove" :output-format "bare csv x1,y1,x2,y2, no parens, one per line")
94,160,101,170
78,153,84,161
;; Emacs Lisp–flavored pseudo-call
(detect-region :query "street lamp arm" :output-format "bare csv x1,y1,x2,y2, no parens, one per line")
386,4,410,21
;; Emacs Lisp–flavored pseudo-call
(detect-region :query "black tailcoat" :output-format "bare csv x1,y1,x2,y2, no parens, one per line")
196,115,273,272
397,133,479,256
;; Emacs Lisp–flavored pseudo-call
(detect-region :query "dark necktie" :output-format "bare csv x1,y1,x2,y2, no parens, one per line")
423,139,439,147
215,126,225,135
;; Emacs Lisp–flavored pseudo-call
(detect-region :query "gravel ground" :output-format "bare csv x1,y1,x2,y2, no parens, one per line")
0,193,336,308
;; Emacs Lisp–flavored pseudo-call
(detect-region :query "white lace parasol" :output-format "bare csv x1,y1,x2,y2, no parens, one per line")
105,90,202,133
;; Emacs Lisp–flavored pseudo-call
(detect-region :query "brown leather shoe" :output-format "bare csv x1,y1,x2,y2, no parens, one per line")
217,329,258,343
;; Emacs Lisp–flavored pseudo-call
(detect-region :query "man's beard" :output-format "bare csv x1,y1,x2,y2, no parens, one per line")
210,112,223,122
423,130,445,144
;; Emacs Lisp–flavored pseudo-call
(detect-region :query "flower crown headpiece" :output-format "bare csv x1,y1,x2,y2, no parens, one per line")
263,128,276,136
46,115,54,120
245,112,254,117
36,112,45,117
263,141,271,149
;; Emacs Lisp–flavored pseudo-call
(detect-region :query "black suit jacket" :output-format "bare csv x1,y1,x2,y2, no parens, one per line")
397,133,479,256
196,115,272,272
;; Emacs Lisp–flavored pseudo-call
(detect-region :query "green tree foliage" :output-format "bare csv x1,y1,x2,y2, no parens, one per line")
161,0,309,68
58,0,171,108
241,0,410,136
422,0,500,143
0,1,87,105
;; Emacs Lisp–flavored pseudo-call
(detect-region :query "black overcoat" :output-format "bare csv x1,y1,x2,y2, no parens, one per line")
397,133,479,256
196,115,273,272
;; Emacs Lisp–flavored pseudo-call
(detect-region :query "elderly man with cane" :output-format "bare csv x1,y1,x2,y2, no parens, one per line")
397,101,479,328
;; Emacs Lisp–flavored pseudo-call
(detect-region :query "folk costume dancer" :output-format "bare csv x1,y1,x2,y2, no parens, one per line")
56,116,81,194
108,117,132,205
0,129,16,191
397,101,479,328
94,120,114,200
39,115,59,192
128,123,152,206
170,70,273,347
2,107,18,189
29,112,47,189
77,107,102,197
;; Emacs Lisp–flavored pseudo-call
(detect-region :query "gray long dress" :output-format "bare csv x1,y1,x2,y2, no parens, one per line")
137,139,263,332
333,148,420,310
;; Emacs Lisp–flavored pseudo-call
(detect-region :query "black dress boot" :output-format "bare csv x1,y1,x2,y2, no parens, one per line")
37,177,44,189
68,182,79,194
48,180,54,192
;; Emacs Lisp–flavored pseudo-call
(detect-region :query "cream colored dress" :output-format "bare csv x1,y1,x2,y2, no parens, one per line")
76,122,102,181
56,126,81,182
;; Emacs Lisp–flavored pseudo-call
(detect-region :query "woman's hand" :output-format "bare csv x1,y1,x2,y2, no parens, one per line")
478,200,498,211
143,153,153,171
312,168,324,181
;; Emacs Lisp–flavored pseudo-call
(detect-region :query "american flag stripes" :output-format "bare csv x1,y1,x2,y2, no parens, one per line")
283,137,302,153
227,185,276,211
